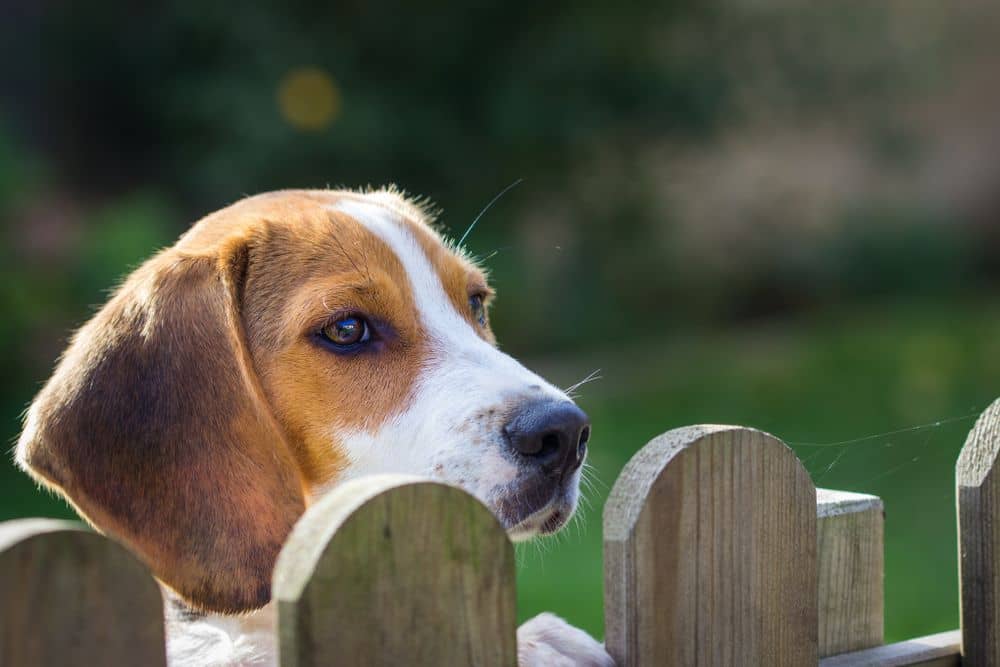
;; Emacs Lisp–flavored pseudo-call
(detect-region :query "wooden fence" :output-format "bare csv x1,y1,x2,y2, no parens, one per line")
1,398,998,666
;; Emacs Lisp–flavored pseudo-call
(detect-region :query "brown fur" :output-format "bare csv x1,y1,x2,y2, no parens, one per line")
16,189,493,613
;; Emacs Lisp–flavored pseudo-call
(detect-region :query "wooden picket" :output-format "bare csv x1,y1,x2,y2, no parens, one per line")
603,425,817,665
0,519,165,666
957,398,1000,665
273,475,517,667
816,488,884,656
1,397,999,665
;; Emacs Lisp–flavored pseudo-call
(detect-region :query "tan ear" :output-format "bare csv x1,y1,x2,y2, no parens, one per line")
16,236,305,613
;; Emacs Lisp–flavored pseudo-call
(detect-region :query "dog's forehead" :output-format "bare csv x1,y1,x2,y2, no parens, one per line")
331,192,473,277
179,189,475,284
177,190,340,252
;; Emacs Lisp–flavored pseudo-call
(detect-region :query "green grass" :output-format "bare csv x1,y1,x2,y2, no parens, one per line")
515,295,1000,643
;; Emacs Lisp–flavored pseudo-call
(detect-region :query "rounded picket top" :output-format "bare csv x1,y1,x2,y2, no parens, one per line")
604,425,817,667
957,397,1000,487
956,397,1000,665
0,519,166,667
274,474,517,667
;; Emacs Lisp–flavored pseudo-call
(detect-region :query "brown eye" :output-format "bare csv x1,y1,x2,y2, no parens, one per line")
469,294,487,326
321,316,371,347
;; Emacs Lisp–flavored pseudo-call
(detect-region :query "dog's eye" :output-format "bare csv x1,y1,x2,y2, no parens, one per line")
469,294,487,326
321,316,371,347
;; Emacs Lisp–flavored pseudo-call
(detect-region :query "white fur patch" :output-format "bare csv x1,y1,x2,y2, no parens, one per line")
517,613,615,667
165,599,275,667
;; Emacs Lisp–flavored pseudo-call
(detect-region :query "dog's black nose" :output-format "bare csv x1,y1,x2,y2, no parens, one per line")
504,399,590,477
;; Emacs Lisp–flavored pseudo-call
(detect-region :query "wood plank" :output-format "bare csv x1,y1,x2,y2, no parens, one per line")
817,488,885,657
818,629,960,667
0,519,166,667
604,425,817,666
273,475,516,667
957,397,1000,665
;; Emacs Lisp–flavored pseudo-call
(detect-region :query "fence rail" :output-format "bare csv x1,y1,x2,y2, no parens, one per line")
2,397,999,666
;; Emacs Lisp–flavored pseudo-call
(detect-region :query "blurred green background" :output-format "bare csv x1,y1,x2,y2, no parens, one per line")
2,0,999,646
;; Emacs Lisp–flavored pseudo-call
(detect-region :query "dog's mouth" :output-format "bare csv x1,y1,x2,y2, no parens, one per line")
493,474,579,541
506,501,573,540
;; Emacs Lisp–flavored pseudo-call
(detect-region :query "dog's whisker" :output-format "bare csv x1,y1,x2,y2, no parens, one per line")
572,507,587,539
582,462,609,491
584,462,603,484
574,498,589,525
469,246,514,265
563,369,603,396
516,542,531,568
457,178,524,248
535,534,551,560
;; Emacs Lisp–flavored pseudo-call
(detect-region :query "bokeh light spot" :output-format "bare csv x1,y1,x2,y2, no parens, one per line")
277,66,340,132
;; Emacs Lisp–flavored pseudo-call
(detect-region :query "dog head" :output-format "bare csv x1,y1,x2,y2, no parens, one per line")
16,189,590,613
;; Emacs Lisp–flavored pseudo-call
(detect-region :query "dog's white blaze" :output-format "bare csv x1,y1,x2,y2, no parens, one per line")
334,198,514,362
324,198,569,505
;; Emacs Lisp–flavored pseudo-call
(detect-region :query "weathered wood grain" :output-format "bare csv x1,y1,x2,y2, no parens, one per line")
818,629,960,667
273,475,517,667
957,397,1000,665
0,519,166,666
604,425,817,666
817,488,885,657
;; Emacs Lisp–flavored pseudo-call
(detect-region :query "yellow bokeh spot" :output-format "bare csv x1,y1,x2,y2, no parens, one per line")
277,67,340,132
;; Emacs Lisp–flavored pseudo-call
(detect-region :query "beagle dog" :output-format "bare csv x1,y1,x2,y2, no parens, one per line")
16,189,613,666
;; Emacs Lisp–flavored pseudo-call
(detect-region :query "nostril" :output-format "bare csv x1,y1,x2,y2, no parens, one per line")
539,432,562,459
578,426,591,458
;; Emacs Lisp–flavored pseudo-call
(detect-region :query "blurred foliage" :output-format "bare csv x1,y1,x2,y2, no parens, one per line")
1,0,999,648
4,1,996,352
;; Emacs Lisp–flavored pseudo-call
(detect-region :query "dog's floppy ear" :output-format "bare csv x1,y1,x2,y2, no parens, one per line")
16,234,305,613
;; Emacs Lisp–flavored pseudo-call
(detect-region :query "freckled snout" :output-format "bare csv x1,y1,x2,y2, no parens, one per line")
503,399,590,478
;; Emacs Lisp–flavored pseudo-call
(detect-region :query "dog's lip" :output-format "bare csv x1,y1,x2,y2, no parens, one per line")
537,505,570,534
495,477,557,524
505,493,575,540
491,465,583,540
